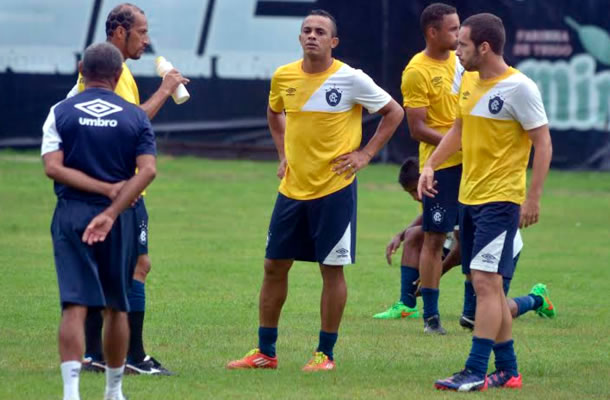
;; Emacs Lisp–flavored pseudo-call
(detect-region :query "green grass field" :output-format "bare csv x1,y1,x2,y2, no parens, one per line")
1,151,609,399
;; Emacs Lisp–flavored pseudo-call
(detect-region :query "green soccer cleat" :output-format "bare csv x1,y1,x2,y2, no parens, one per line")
529,283,556,319
373,301,419,319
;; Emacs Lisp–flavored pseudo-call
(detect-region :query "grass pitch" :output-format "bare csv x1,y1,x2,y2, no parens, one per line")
0,151,609,399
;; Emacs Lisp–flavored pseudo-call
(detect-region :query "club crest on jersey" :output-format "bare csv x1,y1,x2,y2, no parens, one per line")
488,93,505,114
325,86,342,107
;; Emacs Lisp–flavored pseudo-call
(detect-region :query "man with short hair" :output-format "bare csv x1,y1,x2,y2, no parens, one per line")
68,3,188,375
398,3,463,334
42,42,157,400
419,13,552,391
226,9,403,371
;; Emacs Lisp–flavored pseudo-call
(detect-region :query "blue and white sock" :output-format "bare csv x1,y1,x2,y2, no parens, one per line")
513,294,543,317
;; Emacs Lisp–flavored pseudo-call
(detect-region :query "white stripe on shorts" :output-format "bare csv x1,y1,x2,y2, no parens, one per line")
322,222,353,266
470,231,506,273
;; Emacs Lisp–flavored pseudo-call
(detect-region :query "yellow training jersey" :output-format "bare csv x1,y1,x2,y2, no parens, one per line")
75,63,140,105
457,67,548,205
269,59,391,200
401,51,463,172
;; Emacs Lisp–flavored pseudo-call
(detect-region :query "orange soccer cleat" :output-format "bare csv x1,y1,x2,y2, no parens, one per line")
226,348,278,370
302,352,336,372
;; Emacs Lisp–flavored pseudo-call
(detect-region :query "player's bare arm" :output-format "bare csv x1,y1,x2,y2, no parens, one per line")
332,98,403,178
267,106,287,179
140,69,189,120
83,154,156,244
405,106,445,145
418,118,462,199
43,150,125,199
386,214,424,265
520,124,552,228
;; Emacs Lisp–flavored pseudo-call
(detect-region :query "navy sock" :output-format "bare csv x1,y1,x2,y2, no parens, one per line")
127,279,146,312
316,331,338,361
502,277,511,296
493,340,518,376
127,311,146,363
531,294,544,310
462,280,476,318
258,327,278,358
84,309,104,361
421,288,439,319
465,336,494,378
513,294,542,317
400,266,419,308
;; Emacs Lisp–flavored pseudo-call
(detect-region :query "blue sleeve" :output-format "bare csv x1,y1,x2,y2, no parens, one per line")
136,114,157,157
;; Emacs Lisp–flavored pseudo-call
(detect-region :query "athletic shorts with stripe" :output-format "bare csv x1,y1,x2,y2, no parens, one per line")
459,202,519,279
265,180,357,266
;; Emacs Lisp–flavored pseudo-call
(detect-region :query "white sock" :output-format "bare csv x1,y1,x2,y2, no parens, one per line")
105,365,125,399
60,361,81,400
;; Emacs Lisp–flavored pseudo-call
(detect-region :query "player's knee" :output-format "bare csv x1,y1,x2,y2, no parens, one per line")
423,231,446,249
62,304,87,322
471,273,499,298
403,227,424,253
135,255,152,277
320,264,345,284
263,258,291,280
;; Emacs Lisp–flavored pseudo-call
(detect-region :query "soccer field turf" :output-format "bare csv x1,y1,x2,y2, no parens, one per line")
0,152,609,399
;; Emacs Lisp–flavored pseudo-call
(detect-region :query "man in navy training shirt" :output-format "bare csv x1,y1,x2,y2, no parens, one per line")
41,42,156,400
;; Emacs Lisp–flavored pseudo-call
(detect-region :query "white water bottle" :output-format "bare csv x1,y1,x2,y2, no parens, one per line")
155,56,190,104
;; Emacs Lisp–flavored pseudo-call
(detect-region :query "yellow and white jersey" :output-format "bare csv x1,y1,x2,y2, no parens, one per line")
457,67,548,205
269,59,392,200
401,51,463,172
67,63,140,105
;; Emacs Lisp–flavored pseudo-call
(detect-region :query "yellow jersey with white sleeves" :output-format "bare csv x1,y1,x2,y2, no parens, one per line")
69,62,140,105
401,51,463,172
457,67,548,205
269,59,392,200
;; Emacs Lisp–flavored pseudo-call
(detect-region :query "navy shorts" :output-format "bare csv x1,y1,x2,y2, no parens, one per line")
266,180,357,265
134,198,149,256
51,198,138,311
422,165,461,233
459,227,523,276
459,202,520,279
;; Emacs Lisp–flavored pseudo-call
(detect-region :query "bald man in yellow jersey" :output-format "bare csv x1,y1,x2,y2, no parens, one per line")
419,13,552,391
227,9,403,372
393,3,463,335
67,3,188,376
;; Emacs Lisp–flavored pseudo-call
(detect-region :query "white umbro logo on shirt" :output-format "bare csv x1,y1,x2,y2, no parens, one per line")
74,98,123,118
